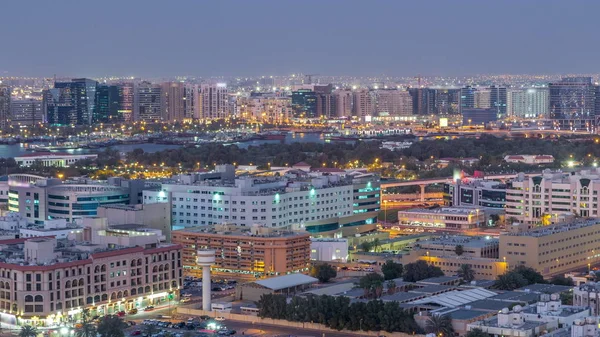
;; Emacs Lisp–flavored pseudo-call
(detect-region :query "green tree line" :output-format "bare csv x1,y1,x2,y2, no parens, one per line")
257,293,422,334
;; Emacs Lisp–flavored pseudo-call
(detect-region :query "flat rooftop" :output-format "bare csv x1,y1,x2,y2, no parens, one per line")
417,235,499,248
505,220,600,237
417,276,462,285
515,283,574,294
399,207,480,215
174,224,308,238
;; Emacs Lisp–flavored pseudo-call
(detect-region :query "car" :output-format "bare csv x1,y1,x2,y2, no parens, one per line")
117,311,126,317
130,331,141,336
127,321,137,326
180,297,191,303
214,316,225,321
144,306,155,311
182,293,192,298
128,308,138,315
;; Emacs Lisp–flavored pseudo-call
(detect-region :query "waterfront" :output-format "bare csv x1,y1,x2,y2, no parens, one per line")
0,132,327,158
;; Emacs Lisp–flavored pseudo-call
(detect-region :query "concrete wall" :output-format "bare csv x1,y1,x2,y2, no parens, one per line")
177,307,425,337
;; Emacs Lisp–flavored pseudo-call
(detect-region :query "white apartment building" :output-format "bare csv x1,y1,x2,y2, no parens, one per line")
506,169,600,224
508,88,549,118
474,89,491,109
236,95,291,122
200,83,228,119
143,167,380,235
373,89,413,117
310,238,348,262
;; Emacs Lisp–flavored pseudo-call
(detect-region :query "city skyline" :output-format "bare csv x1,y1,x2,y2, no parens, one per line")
2,1,600,77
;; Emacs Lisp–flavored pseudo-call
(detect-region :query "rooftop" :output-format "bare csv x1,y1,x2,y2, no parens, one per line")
515,283,574,294
399,207,481,215
410,284,456,294
417,276,463,285
443,308,490,321
410,288,497,308
467,299,523,311
417,235,498,248
252,273,318,291
503,220,600,237
380,292,426,303
490,291,540,303
174,224,309,239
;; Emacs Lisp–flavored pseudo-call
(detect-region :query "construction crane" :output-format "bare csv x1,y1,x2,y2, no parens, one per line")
414,74,422,87
305,74,319,84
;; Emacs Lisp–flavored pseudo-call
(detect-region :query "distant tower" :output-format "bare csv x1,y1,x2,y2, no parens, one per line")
197,250,216,311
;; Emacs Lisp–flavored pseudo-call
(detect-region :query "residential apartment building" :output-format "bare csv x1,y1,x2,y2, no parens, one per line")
0,85,10,128
0,217,182,326
143,166,380,235
236,94,291,122
200,83,228,119
508,88,549,118
136,82,162,122
10,99,43,126
373,89,413,117
397,207,485,229
499,220,600,276
171,223,311,279
505,169,600,224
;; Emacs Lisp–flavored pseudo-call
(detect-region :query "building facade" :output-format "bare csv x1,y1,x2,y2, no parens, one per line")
443,179,506,209
14,153,98,167
499,220,600,276
0,85,10,129
505,169,600,224
10,99,43,126
397,207,485,229
143,168,380,235
171,223,311,279
0,219,182,326
549,77,596,130
200,83,228,119
508,88,549,118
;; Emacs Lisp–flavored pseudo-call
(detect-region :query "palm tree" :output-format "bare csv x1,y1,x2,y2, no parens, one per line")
97,315,128,337
19,325,38,337
386,280,397,295
372,238,381,252
425,314,454,337
458,264,475,282
75,309,96,337
466,328,489,337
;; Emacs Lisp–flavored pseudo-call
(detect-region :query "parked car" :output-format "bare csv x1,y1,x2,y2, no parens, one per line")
144,306,155,311
130,331,141,336
128,308,138,315
117,311,126,317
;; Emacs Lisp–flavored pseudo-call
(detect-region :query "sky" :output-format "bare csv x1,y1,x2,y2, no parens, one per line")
2,0,600,78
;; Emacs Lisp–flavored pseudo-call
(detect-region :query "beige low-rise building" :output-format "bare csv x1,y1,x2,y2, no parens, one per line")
397,207,485,229
500,220,600,277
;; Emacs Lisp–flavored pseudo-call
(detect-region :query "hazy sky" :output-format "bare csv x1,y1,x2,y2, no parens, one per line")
2,0,600,78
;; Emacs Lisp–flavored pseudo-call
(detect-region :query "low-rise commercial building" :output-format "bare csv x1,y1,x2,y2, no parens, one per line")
172,223,311,279
397,207,485,229
310,238,348,262
504,155,555,165
500,220,600,277
14,153,98,168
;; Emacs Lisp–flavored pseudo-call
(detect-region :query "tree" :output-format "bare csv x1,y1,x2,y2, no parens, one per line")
381,260,403,280
19,325,38,337
513,265,545,285
494,272,528,290
560,291,573,305
309,264,337,283
97,315,128,337
360,241,372,252
372,238,381,252
455,245,464,256
403,260,444,282
466,328,489,337
458,264,475,283
386,280,397,295
75,309,96,337
425,314,454,337
549,275,574,286
358,272,384,298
